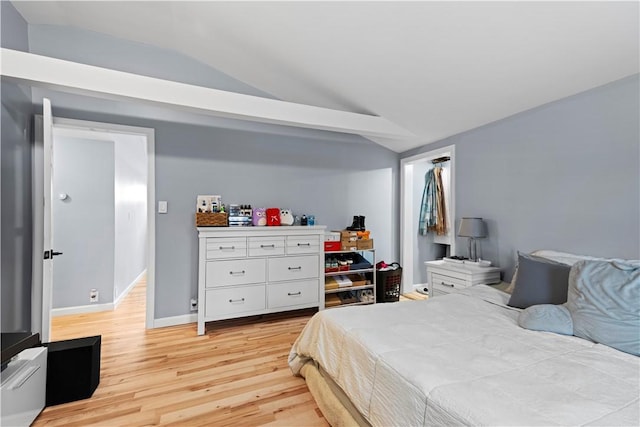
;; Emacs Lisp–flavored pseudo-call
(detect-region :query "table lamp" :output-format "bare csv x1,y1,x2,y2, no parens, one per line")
458,217,487,261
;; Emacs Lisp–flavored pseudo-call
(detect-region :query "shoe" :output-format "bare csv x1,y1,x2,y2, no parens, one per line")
346,215,360,231
358,216,366,231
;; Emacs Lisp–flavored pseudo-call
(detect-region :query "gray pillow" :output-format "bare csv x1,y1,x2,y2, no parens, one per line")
508,252,571,309
518,304,573,335
566,260,640,356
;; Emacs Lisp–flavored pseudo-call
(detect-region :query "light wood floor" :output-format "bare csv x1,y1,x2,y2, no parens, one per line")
36,279,426,426
35,277,328,427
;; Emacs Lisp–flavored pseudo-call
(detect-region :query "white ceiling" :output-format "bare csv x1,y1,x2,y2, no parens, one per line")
12,1,640,153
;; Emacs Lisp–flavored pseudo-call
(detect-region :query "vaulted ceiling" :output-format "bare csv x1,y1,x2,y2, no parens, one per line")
11,1,639,152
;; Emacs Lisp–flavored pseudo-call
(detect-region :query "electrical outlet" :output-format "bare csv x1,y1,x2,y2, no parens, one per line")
190,298,198,311
90,289,99,303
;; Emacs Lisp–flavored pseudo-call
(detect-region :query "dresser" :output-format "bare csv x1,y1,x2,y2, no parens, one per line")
197,226,326,335
425,260,501,297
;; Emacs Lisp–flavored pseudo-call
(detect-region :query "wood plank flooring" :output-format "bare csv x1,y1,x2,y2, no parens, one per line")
34,277,328,427
35,278,426,426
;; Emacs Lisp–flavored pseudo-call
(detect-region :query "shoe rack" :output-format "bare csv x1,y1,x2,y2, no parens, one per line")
324,249,376,308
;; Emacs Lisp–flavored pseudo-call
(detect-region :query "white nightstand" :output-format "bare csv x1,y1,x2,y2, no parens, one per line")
425,260,501,297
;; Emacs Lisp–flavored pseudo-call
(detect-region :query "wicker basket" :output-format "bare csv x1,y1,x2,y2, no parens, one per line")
195,212,229,227
376,263,402,303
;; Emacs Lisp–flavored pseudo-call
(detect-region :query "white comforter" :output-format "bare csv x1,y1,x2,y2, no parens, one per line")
289,286,640,426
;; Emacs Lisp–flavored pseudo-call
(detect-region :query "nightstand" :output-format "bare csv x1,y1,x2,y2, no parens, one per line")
425,260,501,297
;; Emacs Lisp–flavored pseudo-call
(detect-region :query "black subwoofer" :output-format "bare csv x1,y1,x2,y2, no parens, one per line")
44,335,101,406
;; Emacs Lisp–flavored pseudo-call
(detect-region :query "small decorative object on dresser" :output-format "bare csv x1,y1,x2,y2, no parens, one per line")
266,208,281,226
252,207,267,226
280,209,294,225
425,259,501,297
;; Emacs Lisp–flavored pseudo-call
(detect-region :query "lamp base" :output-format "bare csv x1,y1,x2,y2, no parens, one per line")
467,238,479,262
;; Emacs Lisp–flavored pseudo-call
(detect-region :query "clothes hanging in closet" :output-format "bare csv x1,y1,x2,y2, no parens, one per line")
419,166,447,236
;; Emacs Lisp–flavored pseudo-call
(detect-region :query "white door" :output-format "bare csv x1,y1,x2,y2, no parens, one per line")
40,98,61,343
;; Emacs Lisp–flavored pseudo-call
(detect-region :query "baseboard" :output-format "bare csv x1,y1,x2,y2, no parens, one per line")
153,313,197,328
114,269,146,308
52,302,114,317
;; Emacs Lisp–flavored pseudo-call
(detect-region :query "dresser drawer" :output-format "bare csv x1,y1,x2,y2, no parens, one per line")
206,258,265,288
268,255,319,282
431,272,468,290
248,236,285,257
204,285,266,317
286,235,320,255
268,279,319,309
206,237,247,259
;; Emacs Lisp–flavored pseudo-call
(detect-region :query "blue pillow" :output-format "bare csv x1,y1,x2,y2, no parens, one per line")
518,304,573,335
566,260,640,356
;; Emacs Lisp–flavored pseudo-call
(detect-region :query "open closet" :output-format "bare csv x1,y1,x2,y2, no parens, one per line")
400,145,455,292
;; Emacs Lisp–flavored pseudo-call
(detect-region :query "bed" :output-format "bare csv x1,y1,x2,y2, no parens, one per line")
289,252,640,426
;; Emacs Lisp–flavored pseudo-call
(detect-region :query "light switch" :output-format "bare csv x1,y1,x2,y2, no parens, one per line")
158,201,168,214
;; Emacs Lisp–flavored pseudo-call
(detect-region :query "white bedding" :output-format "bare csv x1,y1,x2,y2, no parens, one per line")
289,286,640,426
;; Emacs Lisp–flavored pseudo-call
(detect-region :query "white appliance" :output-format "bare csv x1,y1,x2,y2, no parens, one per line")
1,347,47,426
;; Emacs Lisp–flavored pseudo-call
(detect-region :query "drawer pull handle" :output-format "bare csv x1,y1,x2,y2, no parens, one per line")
219,246,235,250
440,281,455,288
229,298,245,303
297,243,311,247
8,366,40,390
288,266,302,271
230,270,246,275
288,291,302,296
260,244,275,248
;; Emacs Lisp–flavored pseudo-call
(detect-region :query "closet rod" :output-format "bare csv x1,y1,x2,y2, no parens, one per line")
431,156,450,164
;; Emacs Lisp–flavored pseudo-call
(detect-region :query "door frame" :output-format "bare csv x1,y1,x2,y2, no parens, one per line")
400,145,456,293
32,115,156,340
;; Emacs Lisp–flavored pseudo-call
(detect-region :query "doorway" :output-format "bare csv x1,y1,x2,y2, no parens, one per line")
32,114,156,342
50,126,148,318
400,145,456,293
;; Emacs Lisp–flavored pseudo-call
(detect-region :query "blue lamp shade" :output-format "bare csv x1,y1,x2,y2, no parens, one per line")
458,217,487,238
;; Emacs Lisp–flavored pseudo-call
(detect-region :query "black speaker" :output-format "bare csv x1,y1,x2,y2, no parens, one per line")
44,335,101,406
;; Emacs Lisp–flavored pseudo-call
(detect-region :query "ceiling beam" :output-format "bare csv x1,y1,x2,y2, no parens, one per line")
1,48,413,139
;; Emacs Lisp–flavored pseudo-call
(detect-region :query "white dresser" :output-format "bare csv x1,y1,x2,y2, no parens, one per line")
197,226,326,335
425,260,501,297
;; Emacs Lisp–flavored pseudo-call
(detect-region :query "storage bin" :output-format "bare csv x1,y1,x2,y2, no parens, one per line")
324,241,341,252
376,263,402,302
357,239,374,250
196,212,228,227
44,336,101,406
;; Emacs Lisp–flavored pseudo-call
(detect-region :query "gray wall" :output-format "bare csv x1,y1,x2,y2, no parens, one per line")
39,111,397,319
53,137,115,308
114,134,148,300
154,124,396,317
28,24,273,98
1,0,33,332
25,24,398,320
402,74,640,281
13,13,635,323
1,0,29,53
27,24,372,144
